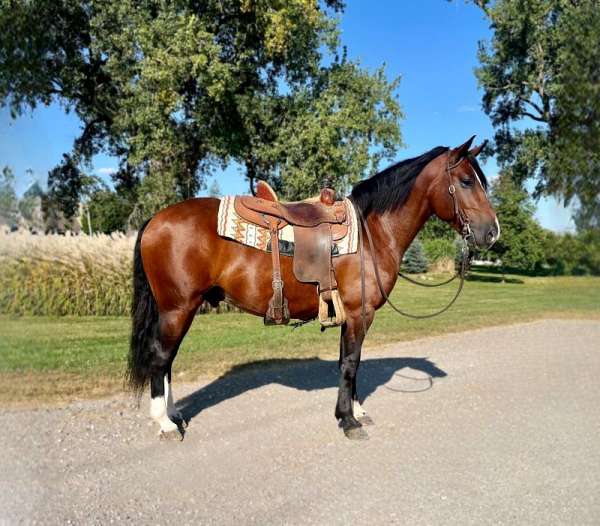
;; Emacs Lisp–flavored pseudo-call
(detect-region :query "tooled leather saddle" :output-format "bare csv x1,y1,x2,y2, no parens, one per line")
234,180,348,327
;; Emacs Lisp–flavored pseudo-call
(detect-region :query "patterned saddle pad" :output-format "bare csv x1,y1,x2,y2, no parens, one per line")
217,196,359,256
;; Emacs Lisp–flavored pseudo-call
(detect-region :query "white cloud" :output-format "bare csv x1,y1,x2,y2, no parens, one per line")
457,105,478,113
97,167,117,176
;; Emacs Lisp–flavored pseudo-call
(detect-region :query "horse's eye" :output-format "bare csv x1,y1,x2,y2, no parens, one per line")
460,178,473,188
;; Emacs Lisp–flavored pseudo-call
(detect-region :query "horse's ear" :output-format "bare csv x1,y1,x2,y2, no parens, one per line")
469,139,488,158
448,135,476,165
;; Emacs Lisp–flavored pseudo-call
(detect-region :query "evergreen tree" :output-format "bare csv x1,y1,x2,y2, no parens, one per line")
402,239,429,274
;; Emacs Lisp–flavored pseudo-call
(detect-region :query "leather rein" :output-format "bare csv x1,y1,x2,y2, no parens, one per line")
354,153,474,332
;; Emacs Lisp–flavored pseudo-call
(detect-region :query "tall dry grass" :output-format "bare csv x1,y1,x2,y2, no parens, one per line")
0,231,134,316
0,230,241,316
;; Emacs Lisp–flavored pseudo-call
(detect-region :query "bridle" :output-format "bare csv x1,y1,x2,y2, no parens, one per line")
445,155,474,243
354,152,475,332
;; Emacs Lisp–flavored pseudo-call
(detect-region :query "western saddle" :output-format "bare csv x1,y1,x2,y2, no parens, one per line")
233,180,348,328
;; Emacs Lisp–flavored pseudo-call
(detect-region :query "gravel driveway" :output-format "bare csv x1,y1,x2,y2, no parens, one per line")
1,319,599,525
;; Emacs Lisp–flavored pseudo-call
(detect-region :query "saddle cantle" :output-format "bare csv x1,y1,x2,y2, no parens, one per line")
234,182,348,328
255,180,278,202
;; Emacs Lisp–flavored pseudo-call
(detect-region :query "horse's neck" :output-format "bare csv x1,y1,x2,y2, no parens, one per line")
367,189,431,273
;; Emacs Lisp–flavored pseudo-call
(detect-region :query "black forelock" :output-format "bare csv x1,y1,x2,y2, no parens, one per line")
350,146,449,216
468,156,489,191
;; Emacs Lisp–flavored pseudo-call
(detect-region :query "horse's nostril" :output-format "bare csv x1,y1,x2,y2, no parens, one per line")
486,229,496,243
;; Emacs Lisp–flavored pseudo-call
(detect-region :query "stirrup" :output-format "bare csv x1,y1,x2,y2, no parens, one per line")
264,279,290,326
318,290,346,328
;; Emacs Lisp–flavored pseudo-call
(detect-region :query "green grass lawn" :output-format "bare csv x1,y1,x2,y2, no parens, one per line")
1,273,599,404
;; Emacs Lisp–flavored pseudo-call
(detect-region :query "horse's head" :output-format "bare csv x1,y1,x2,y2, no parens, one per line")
430,136,499,249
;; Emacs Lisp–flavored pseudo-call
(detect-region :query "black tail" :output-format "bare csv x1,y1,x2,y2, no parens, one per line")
127,219,159,396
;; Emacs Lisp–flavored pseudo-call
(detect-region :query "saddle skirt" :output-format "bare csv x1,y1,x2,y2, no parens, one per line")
217,195,359,256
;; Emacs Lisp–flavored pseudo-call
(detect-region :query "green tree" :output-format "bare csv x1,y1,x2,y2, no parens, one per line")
484,171,545,271
43,154,84,225
541,229,600,276
402,239,429,274
259,58,403,199
471,0,600,228
81,189,132,234
0,166,18,227
208,180,222,198
18,180,45,230
1,0,402,214
420,216,456,242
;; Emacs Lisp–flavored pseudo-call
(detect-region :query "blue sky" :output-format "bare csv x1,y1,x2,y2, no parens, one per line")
0,0,575,231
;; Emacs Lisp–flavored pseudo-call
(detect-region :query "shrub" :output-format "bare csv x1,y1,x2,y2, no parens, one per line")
422,238,456,264
540,230,600,276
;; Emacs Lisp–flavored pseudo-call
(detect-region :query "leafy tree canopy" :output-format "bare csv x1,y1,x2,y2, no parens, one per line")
81,189,133,234
483,170,545,270
0,0,403,216
44,154,84,221
471,0,600,230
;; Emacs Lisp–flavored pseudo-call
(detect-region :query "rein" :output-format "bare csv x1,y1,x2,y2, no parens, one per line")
353,153,473,332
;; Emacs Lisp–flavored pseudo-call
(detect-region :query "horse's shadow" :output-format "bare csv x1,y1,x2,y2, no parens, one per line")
176,356,447,423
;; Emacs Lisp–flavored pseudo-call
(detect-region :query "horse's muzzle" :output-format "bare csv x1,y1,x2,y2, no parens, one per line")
471,220,500,249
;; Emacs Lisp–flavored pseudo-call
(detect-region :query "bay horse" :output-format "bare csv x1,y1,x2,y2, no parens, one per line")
127,136,499,440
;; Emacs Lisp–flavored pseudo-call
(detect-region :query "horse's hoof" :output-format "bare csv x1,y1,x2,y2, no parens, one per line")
339,417,369,440
159,428,184,441
357,414,375,426
171,414,188,429
344,426,369,441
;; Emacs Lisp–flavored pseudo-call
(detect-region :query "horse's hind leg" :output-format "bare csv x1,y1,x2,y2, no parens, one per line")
149,307,195,440
165,366,185,426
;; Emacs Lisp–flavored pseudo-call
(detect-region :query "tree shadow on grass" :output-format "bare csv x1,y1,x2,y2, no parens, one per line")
467,273,525,284
176,356,447,424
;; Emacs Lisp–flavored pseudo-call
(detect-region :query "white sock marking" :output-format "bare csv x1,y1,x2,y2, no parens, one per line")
353,400,367,417
165,375,181,420
150,376,178,433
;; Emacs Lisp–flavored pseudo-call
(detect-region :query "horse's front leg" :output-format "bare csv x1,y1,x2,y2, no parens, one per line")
338,331,373,427
335,313,372,440
352,379,374,426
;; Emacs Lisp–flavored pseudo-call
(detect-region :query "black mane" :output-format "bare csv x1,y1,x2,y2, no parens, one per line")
350,146,449,216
